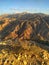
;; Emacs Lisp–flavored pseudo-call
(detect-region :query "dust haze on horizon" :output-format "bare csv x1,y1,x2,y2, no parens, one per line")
0,0,49,15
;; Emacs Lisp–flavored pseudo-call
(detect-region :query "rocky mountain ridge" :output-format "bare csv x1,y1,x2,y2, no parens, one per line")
0,13,49,41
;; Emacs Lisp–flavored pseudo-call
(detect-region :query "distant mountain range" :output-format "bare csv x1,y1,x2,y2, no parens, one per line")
0,13,49,41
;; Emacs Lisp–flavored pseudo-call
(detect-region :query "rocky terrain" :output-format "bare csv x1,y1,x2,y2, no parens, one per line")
0,13,49,41
0,40,49,65
0,13,49,65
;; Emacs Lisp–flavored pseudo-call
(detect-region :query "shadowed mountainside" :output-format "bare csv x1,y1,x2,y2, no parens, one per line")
0,13,49,65
0,13,49,41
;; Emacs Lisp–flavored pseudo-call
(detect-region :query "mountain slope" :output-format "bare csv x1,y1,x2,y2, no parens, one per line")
0,13,49,41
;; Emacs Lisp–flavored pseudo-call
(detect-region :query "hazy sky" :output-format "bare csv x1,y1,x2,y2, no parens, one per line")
0,0,49,15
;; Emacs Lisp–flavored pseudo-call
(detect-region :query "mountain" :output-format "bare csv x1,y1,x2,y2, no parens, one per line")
0,13,49,65
0,13,49,41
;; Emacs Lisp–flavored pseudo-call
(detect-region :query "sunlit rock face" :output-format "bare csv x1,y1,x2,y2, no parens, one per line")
0,13,49,65
0,41,49,65
0,13,49,41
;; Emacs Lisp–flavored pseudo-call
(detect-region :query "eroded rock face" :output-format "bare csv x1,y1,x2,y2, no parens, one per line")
0,13,49,65
0,13,49,41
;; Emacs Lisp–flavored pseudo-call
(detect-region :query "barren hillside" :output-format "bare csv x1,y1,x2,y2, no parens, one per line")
0,13,49,65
